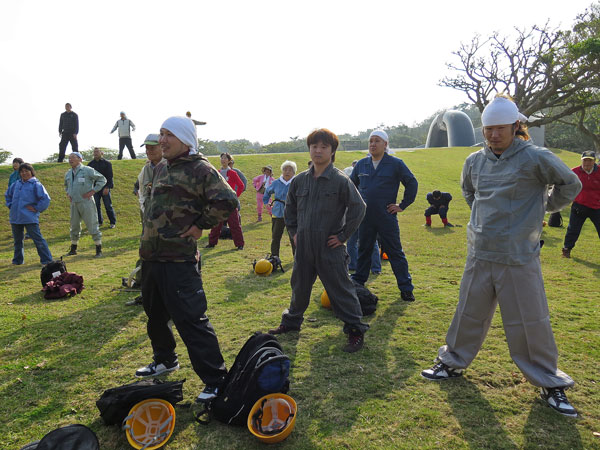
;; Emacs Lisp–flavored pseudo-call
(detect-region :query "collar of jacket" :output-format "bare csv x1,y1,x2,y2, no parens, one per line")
167,150,195,166
484,138,530,161
309,162,335,179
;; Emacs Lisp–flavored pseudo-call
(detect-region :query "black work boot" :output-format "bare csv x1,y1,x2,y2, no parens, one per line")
95,244,103,258
67,244,78,256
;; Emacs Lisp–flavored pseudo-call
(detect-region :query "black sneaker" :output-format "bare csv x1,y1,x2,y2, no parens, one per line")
540,387,578,417
236,246,244,251
196,386,219,403
401,291,415,302
125,295,143,306
205,244,215,248
444,222,455,227
268,324,300,335
135,360,179,378
421,359,463,381
343,331,364,353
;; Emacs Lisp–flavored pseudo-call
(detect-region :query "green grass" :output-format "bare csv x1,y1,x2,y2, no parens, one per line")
1,148,599,449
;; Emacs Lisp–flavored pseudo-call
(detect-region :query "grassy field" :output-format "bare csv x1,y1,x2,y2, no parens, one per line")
1,148,599,449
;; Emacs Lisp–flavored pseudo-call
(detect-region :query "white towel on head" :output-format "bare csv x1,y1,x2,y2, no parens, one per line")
160,116,198,154
482,97,528,126
369,129,390,152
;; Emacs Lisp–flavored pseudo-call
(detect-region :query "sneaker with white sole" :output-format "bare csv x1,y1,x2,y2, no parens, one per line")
540,387,578,417
135,360,179,378
421,359,464,381
196,385,219,403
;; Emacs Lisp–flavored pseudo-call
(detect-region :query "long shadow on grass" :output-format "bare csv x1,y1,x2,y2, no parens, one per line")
522,401,582,449
439,379,519,449
0,290,147,440
571,256,600,277
279,296,414,439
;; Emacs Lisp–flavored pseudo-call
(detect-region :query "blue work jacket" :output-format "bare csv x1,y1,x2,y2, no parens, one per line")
5,177,51,224
350,153,418,217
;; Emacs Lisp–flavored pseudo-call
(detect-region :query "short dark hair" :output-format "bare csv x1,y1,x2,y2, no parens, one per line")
433,190,441,198
306,128,339,162
19,163,35,177
220,152,232,161
65,103,72,108
13,157,24,164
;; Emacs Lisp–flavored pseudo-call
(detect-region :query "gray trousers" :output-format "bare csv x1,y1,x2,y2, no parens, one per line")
282,231,368,334
438,253,573,388
70,199,102,244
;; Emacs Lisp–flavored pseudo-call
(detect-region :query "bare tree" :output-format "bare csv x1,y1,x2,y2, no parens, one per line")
440,11,600,128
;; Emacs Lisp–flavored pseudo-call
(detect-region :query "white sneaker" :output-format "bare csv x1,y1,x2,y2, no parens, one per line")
540,387,578,417
135,360,179,378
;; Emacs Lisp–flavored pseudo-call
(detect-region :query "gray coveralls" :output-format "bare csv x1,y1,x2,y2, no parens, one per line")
64,164,105,244
438,138,582,388
282,163,368,335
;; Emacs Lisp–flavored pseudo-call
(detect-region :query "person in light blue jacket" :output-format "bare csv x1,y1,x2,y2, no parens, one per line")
64,152,106,257
5,163,53,265
263,160,297,257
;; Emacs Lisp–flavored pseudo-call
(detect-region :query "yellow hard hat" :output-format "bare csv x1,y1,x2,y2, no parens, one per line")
321,290,331,309
122,398,175,450
255,259,273,276
248,393,297,444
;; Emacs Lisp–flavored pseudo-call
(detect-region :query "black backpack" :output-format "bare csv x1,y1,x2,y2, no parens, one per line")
40,259,67,287
19,424,99,450
96,379,185,426
198,332,290,426
354,282,378,316
548,211,563,227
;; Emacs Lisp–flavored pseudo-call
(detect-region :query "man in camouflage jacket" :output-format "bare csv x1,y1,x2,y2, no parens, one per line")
136,116,239,403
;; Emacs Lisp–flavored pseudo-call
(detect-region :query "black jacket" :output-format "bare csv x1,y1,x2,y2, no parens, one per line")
87,158,114,189
426,192,452,208
59,111,79,134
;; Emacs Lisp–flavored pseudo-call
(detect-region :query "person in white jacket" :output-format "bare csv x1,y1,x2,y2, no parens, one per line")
111,111,137,159
421,96,582,418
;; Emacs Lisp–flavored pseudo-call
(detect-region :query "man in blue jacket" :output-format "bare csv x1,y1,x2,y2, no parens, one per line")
350,130,418,302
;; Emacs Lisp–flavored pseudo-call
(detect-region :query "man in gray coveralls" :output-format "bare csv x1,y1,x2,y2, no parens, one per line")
421,96,582,417
268,128,369,353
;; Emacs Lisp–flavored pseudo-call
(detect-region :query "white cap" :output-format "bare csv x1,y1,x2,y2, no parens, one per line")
481,97,528,126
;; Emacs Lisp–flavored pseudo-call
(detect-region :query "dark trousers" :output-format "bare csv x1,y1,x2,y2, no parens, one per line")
93,190,116,225
11,223,53,265
118,137,136,159
58,133,78,162
425,205,448,219
563,202,600,249
352,214,414,292
141,261,227,385
271,217,295,257
282,231,368,334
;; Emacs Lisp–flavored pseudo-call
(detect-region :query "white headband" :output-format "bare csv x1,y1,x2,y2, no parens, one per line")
160,116,198,154
481,97,528,127
369,130,390,152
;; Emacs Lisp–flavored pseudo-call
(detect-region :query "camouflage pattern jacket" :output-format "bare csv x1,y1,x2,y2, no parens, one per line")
140,154,239,262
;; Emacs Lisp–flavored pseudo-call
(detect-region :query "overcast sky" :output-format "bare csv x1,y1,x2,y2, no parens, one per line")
0,0,594,162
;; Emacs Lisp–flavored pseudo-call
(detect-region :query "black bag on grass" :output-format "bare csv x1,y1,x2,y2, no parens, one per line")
548,211,563,227
197,332,290,426
354,281,378,316
40,259,67,287
19,424,99,450
96,378,185,425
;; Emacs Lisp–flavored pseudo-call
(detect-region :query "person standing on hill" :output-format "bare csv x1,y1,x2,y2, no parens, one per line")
64,152,106,257
137,116,238,403
5,163,53,265
350,130,418,302
254,165,274,221
561,150,600,258
424,190,453,227
205,152,245,250
87,148,116,228
421,96,582,418
58,103,79,162
111,111,137,159
8,158,24,187
268,128,369,353
263,161,296,257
